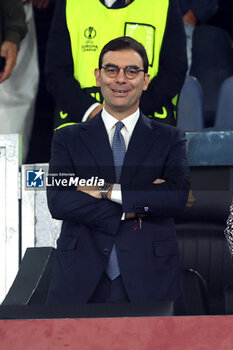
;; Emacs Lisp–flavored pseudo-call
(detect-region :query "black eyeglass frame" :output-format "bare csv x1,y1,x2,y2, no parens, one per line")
100,64,145,79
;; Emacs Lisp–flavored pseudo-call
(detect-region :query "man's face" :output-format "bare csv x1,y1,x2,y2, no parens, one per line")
95,49,150,119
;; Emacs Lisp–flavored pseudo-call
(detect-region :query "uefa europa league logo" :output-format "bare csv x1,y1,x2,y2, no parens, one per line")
84,27,97,39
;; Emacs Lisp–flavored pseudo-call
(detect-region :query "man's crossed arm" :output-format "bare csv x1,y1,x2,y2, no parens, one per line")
77,178,166,219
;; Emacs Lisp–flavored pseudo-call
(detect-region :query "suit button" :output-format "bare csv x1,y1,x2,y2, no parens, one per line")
103,248,110,256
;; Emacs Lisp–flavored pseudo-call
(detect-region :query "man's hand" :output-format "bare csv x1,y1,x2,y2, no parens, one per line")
125,212,136,219
0,41,18,83
77,185,102,199
183,10,197,26
77,179,165,211
153,178,166,184
87,105,103,120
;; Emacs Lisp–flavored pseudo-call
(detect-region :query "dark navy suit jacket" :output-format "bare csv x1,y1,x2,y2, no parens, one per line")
46,113,190,304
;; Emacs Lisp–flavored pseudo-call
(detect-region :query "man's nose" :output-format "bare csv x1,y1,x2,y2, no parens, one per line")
115,68,127,83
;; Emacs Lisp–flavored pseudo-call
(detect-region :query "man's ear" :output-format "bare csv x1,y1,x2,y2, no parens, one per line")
143,73,150,91
94,68,101,87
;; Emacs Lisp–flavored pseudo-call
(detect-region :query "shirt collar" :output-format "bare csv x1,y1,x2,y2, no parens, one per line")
101,107,140,134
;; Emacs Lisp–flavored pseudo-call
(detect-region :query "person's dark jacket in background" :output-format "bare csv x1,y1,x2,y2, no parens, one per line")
0,0,27,47
179,0,218,23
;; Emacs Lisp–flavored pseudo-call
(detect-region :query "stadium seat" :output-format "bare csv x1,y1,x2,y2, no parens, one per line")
2,247,55,305
2,246,209,316
177,75,204,131
190,25,233,127
215,76,233,128
182,268,209,315
175,166,233,315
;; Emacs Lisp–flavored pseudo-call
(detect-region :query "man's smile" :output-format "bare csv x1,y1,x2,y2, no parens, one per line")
111,88,130,96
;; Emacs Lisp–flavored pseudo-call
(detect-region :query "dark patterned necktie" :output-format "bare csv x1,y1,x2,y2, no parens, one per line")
106,121,126,280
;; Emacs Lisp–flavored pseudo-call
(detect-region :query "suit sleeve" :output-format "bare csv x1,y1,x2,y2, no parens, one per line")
45,0,97,122
121,128,190,217
139,0,188,116
47,129,123,235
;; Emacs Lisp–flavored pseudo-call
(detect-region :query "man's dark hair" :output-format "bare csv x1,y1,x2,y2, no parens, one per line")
98,36,149,73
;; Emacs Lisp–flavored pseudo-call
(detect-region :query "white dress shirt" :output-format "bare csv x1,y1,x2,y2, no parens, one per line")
101,107,140,205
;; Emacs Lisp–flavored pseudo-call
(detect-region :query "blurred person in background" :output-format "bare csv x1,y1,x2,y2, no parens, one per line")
0,0,27,82
0,0,50,163
46,0,187,129
179,0,218,70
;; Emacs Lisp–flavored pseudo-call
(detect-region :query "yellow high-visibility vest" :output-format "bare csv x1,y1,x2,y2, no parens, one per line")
66,0,169,98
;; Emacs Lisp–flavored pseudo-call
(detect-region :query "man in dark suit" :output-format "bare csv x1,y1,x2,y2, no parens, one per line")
47,36,190,308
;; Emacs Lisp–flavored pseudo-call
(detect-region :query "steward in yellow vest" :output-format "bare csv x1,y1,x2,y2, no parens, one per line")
46,0,187,129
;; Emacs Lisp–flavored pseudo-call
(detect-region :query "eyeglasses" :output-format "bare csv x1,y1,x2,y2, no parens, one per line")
100,64,145,79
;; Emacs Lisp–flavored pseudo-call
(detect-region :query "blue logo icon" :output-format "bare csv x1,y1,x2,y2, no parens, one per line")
26,169,45,188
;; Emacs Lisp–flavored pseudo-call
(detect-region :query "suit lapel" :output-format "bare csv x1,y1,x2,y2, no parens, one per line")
78,112,160,184
78,114,115,181
120,114,160,184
